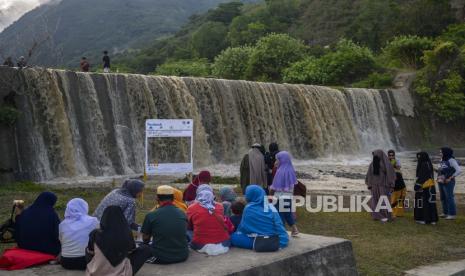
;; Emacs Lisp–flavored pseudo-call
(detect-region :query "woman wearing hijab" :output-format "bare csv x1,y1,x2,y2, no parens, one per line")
219,186,237,217
183,171,211,204
240,143,268,193
14,191,61,255
172,188,188,212
270,151,299,236
365,149,396,223
265,143,280,187
86,206,152,276
186,185,230,255
414,152,438,224
437,147,462,220
387,150,406,218
231,185,288,249
93,179,145,230
59,198,99,270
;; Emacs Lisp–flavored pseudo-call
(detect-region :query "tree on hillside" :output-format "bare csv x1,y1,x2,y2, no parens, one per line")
191,22,229,60
382,35,434,69
398,0,456,38
228,16,268,46
207,2,244,24
212,46,254,79
346,0,401,51
415,42,465,121
247,33,307,81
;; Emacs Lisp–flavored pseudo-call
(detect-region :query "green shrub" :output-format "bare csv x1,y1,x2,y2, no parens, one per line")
439,24,465,47
382,35,434,69
351,72,394,88
283,39,376,85
154,59,211,77
282,57,324,84
246,33,307,82
0,106,21,126
414,42,465,121
212,46,254,79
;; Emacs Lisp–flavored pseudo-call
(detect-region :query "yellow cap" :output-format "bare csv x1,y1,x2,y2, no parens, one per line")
157,185,174,195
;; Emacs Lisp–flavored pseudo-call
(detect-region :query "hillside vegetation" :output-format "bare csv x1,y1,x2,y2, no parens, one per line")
118,0,465,122
0,0,241,68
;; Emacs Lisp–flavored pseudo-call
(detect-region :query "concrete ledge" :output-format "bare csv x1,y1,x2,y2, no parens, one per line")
405,259,465,276
0,233,357,276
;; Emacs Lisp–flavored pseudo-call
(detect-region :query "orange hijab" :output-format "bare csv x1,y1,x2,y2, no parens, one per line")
173,188,188,212
151,188,187,212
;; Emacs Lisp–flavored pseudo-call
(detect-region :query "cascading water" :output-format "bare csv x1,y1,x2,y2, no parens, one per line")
343,88,395,151
3,68,411,181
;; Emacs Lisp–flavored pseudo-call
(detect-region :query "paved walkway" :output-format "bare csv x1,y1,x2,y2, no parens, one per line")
405,259,465,276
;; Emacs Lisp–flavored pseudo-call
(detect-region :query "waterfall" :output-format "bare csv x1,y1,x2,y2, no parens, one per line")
6,68,409,181
343,88,395,151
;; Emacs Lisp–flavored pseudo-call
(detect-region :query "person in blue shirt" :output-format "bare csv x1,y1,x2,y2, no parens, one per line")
437,147,462,219
231,185,288,249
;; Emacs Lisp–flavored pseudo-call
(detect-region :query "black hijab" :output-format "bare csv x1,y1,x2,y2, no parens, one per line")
372,155,381,175
441,147,454,161
15,191,61,255
416,152,434,179
119,179,145,198
269,142,279,154
94,206,135,267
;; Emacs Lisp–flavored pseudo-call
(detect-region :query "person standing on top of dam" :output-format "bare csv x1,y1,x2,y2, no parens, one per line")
437,147,462,220
388,150,406,218
17,56,27,68
265,142,280,188
3,57,14,67
366,150,396,223
240,143,268,194
102,50,110,73
80,57,90,72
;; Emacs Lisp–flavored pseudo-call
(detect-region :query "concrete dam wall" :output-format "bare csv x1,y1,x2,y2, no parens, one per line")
0,67,460,182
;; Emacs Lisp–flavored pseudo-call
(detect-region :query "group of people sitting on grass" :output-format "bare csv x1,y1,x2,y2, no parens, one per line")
1,145,300,275
366,147,462,225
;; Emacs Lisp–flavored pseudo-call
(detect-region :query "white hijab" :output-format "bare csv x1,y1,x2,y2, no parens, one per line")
60,198,98,231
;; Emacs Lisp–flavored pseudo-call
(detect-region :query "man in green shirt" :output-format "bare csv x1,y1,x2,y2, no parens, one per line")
142,185,189,264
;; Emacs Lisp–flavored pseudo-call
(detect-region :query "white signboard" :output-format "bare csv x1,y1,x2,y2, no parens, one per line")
145,119,193,175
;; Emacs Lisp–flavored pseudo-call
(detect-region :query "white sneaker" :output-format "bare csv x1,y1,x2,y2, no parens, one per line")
416,220,426,224
430,222,437,225
380,218,388,223
445,215,456,220
439,214,447,218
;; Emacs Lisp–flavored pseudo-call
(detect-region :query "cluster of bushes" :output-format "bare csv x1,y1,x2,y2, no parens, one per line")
120,0,465,122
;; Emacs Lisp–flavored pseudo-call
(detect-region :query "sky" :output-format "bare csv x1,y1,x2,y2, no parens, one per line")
0,0,52,32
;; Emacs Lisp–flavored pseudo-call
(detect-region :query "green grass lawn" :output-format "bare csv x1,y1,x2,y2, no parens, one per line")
1,182,465,275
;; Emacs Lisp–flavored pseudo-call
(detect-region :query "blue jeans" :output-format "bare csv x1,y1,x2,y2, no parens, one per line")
231,232,254,249
439,179,456,216
275,197,295,226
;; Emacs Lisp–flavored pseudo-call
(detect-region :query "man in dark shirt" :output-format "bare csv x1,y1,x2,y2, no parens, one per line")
142,185,189,264
102,50,110,73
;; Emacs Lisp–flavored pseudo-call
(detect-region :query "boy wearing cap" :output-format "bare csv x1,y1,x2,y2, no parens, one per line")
142,185,189,264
